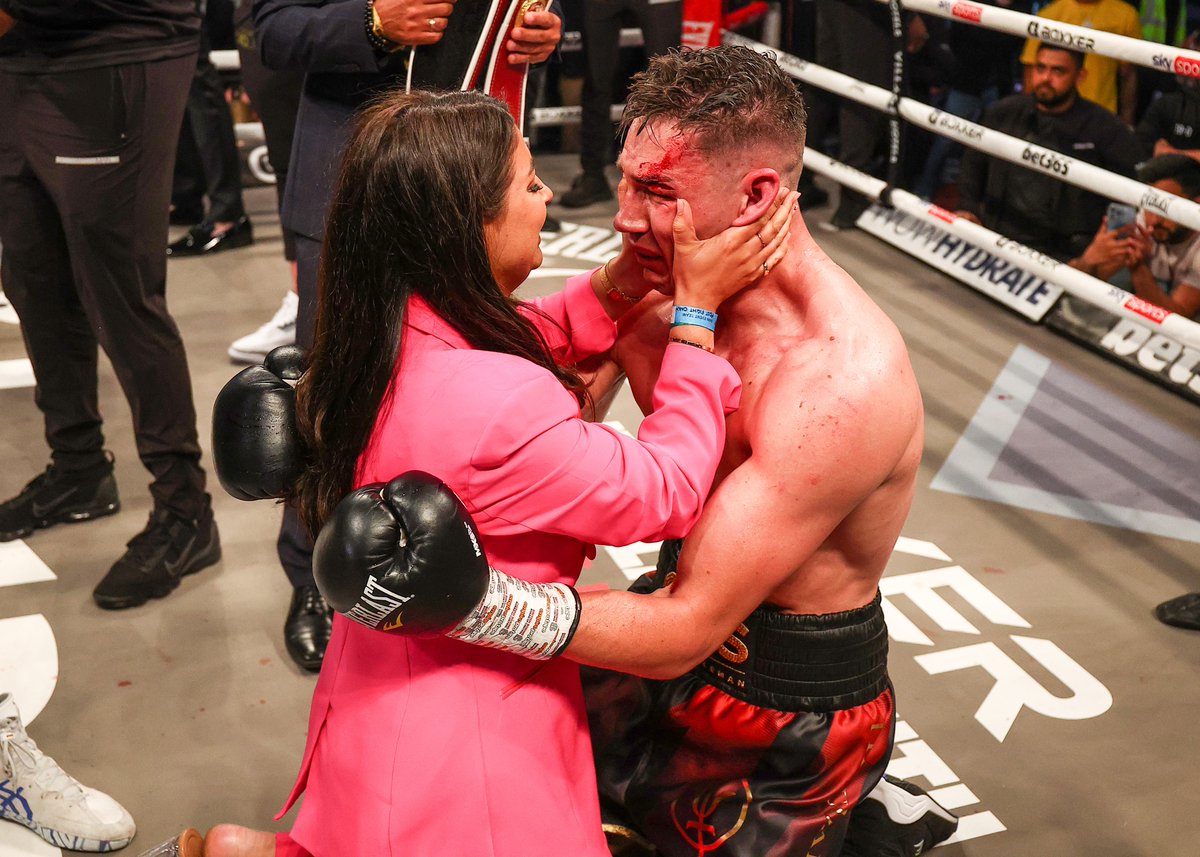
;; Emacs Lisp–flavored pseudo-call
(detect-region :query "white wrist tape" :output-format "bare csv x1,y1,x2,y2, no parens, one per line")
448,567,581,659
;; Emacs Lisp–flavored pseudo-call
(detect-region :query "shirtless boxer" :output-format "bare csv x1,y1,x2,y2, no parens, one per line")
309,46,957,857
565,46,950,857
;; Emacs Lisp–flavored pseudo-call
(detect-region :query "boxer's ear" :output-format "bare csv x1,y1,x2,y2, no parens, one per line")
731,169,782,227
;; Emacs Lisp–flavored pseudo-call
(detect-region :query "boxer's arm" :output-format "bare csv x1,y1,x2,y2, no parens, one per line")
567,363,919,678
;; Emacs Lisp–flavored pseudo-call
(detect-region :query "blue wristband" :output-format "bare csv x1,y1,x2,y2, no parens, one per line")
672,305,718,331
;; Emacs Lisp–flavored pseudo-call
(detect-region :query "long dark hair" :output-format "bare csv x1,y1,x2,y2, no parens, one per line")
292,89,586,535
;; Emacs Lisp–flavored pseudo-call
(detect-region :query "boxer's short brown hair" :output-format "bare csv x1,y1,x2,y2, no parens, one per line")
621,46,807,165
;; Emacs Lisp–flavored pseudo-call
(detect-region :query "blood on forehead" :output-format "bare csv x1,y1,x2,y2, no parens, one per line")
635,133,689,185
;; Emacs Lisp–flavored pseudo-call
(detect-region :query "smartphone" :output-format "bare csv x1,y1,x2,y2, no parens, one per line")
1106,203,1137,232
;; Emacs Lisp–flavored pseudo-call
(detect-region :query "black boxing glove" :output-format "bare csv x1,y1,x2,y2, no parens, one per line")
211,345,306,501
314,471,581,659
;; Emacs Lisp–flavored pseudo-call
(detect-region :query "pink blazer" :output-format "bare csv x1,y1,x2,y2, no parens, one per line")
279,273,740,856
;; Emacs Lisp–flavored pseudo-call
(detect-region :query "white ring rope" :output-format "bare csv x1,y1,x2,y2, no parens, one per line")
723,33,1200,236
885,0,1200,80
803,147,1200,350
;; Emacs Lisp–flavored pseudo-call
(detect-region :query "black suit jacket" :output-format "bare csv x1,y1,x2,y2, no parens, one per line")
254,0,561,240
254,0,411,240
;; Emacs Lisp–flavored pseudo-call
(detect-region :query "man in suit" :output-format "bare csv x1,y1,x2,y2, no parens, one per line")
250,0,563,672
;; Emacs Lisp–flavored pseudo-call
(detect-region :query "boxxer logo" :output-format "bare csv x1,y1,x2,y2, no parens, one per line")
1025,20,1095,51
927,110,983,140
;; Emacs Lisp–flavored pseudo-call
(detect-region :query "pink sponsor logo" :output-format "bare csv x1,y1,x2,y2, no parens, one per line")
928,205,957,224
952,2,983,23
1125,295,1169,324
1173,55,1200,80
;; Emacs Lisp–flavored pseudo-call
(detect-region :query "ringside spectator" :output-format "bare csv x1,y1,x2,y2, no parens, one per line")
1019,0,1141,124
1134,32,1200,162
1071,154,1200,319
957,43,1140,260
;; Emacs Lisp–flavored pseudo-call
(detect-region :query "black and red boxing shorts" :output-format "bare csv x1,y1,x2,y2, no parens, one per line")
583,541,894,857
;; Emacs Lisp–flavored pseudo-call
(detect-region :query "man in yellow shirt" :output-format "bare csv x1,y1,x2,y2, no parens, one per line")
1021,0,1141,123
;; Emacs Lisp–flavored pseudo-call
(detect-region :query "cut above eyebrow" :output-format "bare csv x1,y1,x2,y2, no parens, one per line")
625,170,674,189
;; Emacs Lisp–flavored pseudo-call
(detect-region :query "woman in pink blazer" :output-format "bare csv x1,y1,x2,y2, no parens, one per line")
145,89,791,857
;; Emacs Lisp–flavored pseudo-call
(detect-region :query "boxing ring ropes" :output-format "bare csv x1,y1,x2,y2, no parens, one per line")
214,5,1200,356
729,2,1200,357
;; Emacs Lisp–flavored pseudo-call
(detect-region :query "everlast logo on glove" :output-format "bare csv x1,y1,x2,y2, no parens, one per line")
346,575,414,630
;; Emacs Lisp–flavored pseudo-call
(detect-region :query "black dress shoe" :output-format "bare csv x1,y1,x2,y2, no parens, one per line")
167,215,254,257
285,584,334,672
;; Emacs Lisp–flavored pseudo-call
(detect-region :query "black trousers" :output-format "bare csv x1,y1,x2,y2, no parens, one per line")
276,232,321,588
808,0,892,177
236,42,303,260
173,24,246,225
579,0,682,175
0,55,209,519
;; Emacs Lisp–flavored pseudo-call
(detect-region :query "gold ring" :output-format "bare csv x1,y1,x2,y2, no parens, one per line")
428,17,438,31
756,231,767,248
762,261,769,274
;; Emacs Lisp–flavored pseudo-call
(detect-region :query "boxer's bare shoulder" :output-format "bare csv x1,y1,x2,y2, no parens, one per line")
613,242,923,618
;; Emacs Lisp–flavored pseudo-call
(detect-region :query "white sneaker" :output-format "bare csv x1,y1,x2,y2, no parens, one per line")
228,290,298,364
0,692,136,851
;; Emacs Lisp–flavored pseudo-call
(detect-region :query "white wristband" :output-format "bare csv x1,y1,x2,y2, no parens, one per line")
447,567,581,659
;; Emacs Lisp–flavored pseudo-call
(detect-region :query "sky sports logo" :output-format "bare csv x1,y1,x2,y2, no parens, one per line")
1175,55,1200,79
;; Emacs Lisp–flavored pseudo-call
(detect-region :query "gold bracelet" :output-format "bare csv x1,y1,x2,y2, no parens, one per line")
598,260,641,304
669,336,714,353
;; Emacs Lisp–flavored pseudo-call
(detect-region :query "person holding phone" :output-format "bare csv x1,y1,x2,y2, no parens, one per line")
1069,201,1139,280
1071,155,1200,321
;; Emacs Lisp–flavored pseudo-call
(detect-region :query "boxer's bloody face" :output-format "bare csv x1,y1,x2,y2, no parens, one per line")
613,120,744,291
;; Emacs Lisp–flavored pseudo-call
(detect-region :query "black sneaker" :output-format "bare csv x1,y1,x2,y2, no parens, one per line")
0,461,120,542
842,775,959,857
559,171,614,208
92,504,221,609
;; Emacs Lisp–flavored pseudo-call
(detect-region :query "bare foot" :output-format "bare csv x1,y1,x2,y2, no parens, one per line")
203,825,275,857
